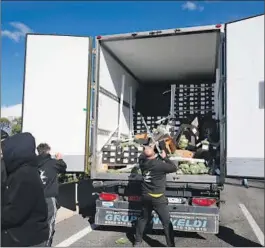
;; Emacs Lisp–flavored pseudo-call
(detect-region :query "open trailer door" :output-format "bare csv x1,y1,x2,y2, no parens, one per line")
225,14,264,179
22,34,93,172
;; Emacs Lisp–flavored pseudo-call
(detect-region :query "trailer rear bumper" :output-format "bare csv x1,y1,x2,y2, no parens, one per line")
94,200,219,234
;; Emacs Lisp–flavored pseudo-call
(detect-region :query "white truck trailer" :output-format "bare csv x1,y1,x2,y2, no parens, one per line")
22,14,264,234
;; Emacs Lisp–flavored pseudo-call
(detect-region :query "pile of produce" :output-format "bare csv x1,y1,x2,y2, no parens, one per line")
107,165,141,174
111,139,142,150
100,115,219,176
176,162,209,175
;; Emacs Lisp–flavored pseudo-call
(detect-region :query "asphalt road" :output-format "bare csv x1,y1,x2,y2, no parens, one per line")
53,178,264,247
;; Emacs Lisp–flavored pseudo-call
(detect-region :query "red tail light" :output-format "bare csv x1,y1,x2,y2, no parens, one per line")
192,198,216,207
96,35,102,40
99,193,118,201
215,24,222,28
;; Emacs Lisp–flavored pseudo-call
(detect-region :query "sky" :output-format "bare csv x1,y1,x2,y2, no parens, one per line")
1,1,264,117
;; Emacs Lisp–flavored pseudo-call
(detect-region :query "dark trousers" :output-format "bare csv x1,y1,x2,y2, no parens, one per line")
135,194,175,247
45,197,57,247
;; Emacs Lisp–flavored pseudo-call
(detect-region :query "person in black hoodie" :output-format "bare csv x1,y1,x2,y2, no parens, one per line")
1,129,9,207
36,143,67,247
134,144,177,247
1,132,49,247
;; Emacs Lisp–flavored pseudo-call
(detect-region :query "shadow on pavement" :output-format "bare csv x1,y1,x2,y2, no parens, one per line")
96,225,206,247
96,225,207,239
95,225,262,247
125,231,135,245
143,235,166,247
174,231,205,240
149,229,205,240
96,226,131,232
126,231,166,247
217,226,262,247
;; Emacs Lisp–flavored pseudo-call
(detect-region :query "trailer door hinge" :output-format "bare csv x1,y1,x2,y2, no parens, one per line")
88,155,93,163
222,35,226,43
221,75,226,83
219,117,226,124
90,120,95,126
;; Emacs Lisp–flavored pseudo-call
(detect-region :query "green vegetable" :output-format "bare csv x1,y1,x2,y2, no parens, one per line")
178,135,189,149
179,163,189,170
202,167,209,174
196,162,209,174
183,169,191,174
201,139,210,145
115,238,129,245
176,169,184,175
189,163,200,174
197,162,206,168
131,167,141,174
179,163,191,174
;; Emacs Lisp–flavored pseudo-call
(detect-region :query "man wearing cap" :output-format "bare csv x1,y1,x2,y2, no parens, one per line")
134,144,177,247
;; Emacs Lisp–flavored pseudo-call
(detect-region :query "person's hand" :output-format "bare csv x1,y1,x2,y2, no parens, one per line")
55,153,62,160
160,150,167,159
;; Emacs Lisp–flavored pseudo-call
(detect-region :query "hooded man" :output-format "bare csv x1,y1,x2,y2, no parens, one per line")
1,132,49,247
134,144,177,247
36,143,67,247
1,129,9,208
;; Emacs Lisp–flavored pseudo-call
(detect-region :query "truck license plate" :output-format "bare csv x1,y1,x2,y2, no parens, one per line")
168,197,183,204
95,207,219,233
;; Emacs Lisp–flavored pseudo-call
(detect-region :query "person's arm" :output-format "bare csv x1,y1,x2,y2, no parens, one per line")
162,158,178,173
159,150,178,174
55,159,67,173
54,153,67,173
2,180,36,229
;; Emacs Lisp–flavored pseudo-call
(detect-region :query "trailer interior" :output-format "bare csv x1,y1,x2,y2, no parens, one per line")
92,27,225,184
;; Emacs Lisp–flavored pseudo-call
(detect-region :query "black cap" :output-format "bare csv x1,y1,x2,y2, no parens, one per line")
1,130,9,140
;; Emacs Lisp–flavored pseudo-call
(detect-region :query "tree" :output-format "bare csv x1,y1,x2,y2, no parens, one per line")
11,117,22,135
0,117,11,132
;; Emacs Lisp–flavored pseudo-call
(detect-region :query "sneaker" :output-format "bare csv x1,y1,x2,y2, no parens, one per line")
134,241,142,247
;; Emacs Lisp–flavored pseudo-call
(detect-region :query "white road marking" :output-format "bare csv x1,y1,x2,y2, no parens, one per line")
239,203,264,246
55,223,97,247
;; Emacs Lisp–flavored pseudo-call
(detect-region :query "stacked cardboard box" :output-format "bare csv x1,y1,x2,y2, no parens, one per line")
102,145,144,165
133,112,168,134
